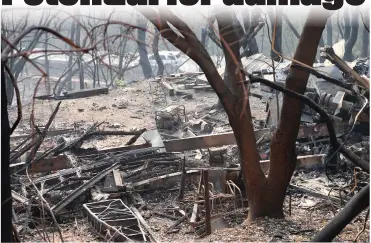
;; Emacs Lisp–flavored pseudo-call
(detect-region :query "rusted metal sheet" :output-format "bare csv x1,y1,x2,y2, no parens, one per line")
83,199,149,242
164,123,345,152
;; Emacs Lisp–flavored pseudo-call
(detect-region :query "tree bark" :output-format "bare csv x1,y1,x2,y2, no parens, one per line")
153,27,164,76
1,63,13,242
319,36,325,63
137,16,153,79
242,8,260,56
344,8,351,41
264,10,328,220
326,17,333,47
361,25,369,57
67,20,76,91
75,20,84,90
344,8,359,61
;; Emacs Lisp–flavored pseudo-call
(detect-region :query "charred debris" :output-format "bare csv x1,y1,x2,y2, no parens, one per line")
10,50,369,241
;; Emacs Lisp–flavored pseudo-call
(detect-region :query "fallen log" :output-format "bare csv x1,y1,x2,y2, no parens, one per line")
60,87,109,99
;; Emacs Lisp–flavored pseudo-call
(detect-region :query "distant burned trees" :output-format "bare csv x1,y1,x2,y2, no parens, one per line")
344,8,359,61
136,15,153,79
152,27,164,76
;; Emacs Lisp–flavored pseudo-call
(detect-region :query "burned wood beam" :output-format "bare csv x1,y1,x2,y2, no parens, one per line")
52,148,160,213
167,211,192,233
164,123,344,152
52,162,121,214
126,129,147,146
190,172,204,227
26,102,62,166
10,128,75,141
289,185,345,205
113,169,124,188
128,170,200,191
320,47,369,89
57,122,103,153
178,158,186,200
87,130,145,138
311,184,370,242
60,87,109,99
203,170,211,235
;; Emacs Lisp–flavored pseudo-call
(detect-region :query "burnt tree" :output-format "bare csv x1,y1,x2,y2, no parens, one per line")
152,27,164,76
344,8,359,61
326,17,333,47
136,15,153,79
241,8,260,56
1,63,12,242
140,7,328,220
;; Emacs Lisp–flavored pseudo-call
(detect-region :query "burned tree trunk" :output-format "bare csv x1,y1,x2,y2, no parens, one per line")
265,11,328,219
241,8,260,56
268,9,283,62
137,16,153,79
344,8,359,61
326,17,333,47
153,28,164,76
344,9,351,41
67,20,76,91
319,36,325,63
362,25,369,57
1,64,13,242
75,21,84,90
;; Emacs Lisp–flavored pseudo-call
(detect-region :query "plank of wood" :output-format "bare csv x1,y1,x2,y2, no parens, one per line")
163,123,345,152
164,129,269,152
11,128,75,140
113,169,124,187
63,87,109,99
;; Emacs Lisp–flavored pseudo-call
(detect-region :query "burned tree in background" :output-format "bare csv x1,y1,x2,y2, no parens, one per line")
152,27,164,76
136,15,152,79
344,8,359,61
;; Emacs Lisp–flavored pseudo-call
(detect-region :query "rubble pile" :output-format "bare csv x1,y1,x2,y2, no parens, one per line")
10,51,370,242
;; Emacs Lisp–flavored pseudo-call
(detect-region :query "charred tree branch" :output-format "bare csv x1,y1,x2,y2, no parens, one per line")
311,184,369,242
